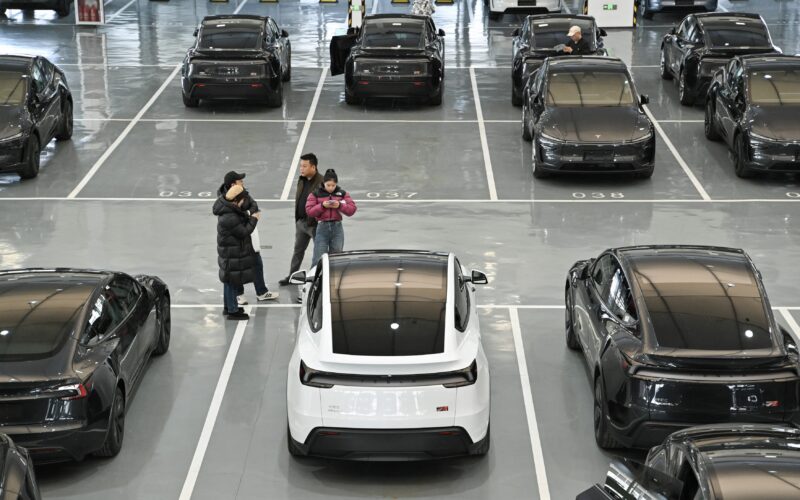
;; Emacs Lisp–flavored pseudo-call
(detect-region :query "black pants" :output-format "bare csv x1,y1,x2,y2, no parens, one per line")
289,218,316,275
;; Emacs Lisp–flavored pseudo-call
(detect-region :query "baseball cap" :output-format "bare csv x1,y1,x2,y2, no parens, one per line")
567,25,582,36
224,171,245,186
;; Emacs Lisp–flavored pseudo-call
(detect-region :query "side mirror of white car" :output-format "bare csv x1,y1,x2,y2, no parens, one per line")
289,270,314,285
465,270,489,285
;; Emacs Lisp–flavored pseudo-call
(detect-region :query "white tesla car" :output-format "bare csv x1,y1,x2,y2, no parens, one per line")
286,250,491,460
486,0,562,21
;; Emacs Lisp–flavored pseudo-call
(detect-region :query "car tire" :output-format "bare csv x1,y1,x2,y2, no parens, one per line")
734,134,755,178
154,296,171,355
659,49,672,80
532,144,550,178
282,48,292,82
430,78,443,106
344,87,359,105
640,0,653,20
18,135,41,180
594,376,620,449
267,79,283,108
287,424,304,457
635,165,655,179
511,82,522,107
488,12,501,21
470,424,490,456
182,92,199,108
55,98,73,141
95,387,125,457
521,103,532,142
678,68,694,106
565,288,580,350
704,99,720,141
55,0,70,17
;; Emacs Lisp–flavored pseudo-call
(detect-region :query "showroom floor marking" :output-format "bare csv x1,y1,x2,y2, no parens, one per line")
778,309,800,341
233,0,250,15
643,105,711,201
469,67,499,201
178,307,251,500
66,63,182,199
508,306,551,500
280,68,328,201
105,0,138,23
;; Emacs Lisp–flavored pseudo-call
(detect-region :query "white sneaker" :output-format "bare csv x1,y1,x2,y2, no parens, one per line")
237,295,248,305
257,291,279,301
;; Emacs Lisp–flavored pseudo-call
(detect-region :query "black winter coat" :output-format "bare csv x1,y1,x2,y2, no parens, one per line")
213,196,258,285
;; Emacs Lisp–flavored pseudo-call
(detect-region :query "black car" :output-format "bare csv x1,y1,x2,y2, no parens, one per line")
511,14,606,106
637,0,718,21
565,245,800,449
330,14,445,105
660,12,779,106
0,0,71,17
0,55,73,180
0,268,171,462
181,15,291,108
581,424,800,499
705,55,800,178
522,57,655,178
0,434,40,500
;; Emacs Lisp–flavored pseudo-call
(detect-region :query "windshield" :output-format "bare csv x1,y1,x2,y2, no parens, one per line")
198,26,261,49
532,20,594,49
706,26,770,48
362,20,424,49
0,71,27,106
546,70,634,106
748,69,800,105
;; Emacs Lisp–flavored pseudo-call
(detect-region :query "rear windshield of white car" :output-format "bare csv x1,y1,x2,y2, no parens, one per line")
0,71,27,106
546,70,634,106
328,256,447,356
362,20,424,49
748,69,800,105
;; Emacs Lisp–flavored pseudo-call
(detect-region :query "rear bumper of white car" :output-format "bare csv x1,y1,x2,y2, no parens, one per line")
490,0,561,14
287,353,490,459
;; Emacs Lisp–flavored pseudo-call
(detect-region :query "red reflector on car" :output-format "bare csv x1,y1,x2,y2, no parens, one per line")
196,84,206,87
438,431,458,436
358,81,369,85
319,431,340,436
766,400,781,407
436,406,449,412
413,82,424,87
250,83,263,88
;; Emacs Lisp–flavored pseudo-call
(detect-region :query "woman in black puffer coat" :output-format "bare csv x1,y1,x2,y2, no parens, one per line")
212,184,260,319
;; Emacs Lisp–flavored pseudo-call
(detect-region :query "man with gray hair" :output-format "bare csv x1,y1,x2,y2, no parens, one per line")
564,25,591,55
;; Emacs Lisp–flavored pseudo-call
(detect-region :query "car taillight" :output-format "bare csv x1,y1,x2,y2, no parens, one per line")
443,360,478,388
299,360,333,389
56,383,88,400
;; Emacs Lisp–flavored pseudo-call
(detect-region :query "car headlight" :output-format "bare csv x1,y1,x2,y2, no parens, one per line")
749,131,777,143
0,132,23,145
539,132,562,144
630,130,654,143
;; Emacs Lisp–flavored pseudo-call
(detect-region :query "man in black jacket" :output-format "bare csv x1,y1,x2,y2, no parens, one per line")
564,25,591,55
213,184,260,320
279,153,324,285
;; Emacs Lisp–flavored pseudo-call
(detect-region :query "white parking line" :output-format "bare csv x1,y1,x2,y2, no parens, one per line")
280,68,327,201
509,307,551,500
67,64,182,199
562,0,572,15
178,307,250,500
105,0,137,22
469,68,499,201
233,0,249,14
643,105,711,201
778,308,800,343
371,0,379,15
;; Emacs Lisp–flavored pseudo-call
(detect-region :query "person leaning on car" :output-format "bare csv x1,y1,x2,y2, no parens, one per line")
564,25,591,55
278,153,324,286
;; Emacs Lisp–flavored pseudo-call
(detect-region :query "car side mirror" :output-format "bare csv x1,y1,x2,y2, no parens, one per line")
598,28,607,37
281,29,289,38
533,94,544,108
438,29,445,37
512,28,521,37
193,28,198,37
781,327,799,356
289,270,314,285
669,27,676,35
640,94,649,105
466,270,489,285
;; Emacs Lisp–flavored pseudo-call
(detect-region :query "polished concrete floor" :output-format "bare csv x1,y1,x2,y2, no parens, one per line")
2,0,800,498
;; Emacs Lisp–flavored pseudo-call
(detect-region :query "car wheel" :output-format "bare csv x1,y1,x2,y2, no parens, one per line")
182,92,199,108
470,424,490,456
267,79,283,108
532,143,549,178
154,296,171,355
734,134,755,178
521,103,532,141
640,0,653,20
287,423,304,457
282,48,292,82
593,376,620,449
704,99,720,141
488,11,501,21
18,135,40,180
95,387,125,457
679,69,694,106
659,49,672,80
565,288,580,350
429,77,443,106
344,87,359,105
635,165,655,179
511,82,522,107
55,0,70,17
55,98,73,141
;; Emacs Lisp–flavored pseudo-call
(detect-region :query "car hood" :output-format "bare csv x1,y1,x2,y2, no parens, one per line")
540,106,650,143
0,105,26,141
749,106,800,142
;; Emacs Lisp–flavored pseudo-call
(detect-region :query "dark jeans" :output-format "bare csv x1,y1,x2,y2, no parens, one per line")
236,252,268,296
223,282,238,313
312,221,344,268
289,218,316,275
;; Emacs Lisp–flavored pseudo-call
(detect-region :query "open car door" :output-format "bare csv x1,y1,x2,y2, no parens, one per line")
330,34,358,76
576,460,682,500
